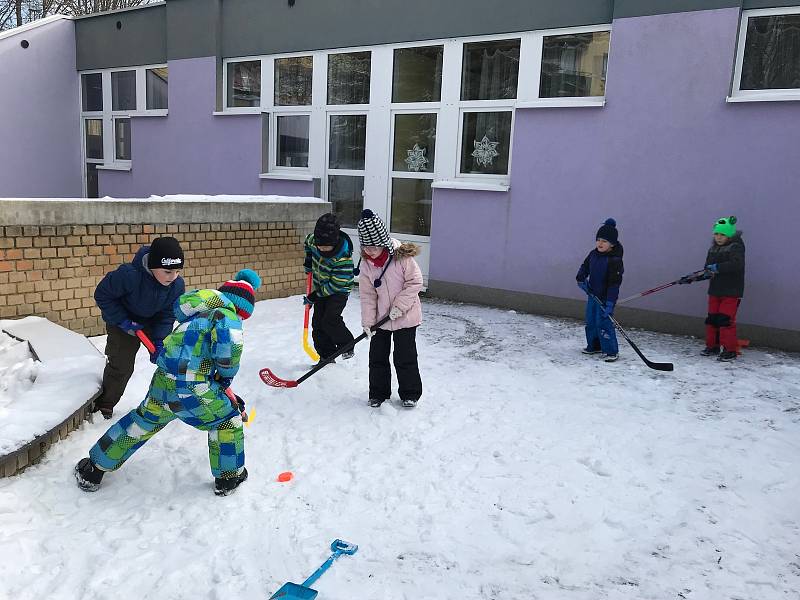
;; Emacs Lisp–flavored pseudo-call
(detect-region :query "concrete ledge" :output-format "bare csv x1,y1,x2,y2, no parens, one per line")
428,279,800,353
0,198,329,226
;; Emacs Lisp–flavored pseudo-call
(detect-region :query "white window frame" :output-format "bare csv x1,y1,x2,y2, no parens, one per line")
455,106,516,182
113,116,132,162
271,112,312,173
729,6,800,103
144,65,170,111
222,56,263,113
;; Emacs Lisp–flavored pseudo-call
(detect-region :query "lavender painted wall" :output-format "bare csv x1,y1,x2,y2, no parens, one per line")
0,18,82,198
99,56,314,198
430,7,800,333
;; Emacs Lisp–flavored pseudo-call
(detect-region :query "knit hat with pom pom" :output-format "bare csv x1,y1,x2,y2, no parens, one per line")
218,269,261,319
596,218,619,245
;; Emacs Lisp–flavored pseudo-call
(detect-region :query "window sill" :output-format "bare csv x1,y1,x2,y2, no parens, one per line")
726,93,800,103
259,172,314,181
129,110,168,117
517,97,605,109
96,164,131,172
432,180,509,193
213,109,262,116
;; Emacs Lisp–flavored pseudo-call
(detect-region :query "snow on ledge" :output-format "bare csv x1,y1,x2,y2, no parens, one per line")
0,194,327,204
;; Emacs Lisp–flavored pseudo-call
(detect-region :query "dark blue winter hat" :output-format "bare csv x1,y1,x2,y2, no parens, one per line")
596,218,618,244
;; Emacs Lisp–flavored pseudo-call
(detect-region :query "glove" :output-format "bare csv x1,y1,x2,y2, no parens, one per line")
119,319,144,336
233,394,245,413
602,300,615,318
216,375,234,390
303,256,312,273
389,306,403,320
705,264,718,274
363,326,374,339
303,291,319,306
149,341,163,364
577,280,590,294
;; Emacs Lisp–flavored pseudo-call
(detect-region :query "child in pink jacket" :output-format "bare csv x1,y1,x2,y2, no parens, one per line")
356,210,423,408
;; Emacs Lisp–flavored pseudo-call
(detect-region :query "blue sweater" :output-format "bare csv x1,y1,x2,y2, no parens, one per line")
576,243,624,303
94,246,185,341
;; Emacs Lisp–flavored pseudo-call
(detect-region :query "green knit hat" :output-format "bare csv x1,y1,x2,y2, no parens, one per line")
713,216,737,238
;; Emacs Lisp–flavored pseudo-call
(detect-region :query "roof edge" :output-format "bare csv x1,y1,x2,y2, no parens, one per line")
0,14,72,41
73,1,166,20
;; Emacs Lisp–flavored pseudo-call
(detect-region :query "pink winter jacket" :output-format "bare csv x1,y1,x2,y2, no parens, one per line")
359,239,423,332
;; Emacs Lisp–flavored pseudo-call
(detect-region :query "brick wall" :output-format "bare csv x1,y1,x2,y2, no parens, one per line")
0,199,328,335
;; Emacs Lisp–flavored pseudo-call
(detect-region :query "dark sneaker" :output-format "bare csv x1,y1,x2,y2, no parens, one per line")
368,398,385,408
402,399,418,408
214,467,248,496
701,347,720,357
718,350,737,362
341,350,354,360
601,354,619,362
74,458,104,492
91,403,113,420
581,347,602,355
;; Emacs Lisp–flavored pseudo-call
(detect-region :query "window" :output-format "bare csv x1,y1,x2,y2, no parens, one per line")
328,175,364,229
227,60,261,107
111,70,136,111
85,163,99,198
85,119,103,160
328,114,366,170
461,39,520,100
276,115,310,168
81,73,102,112
114,118,131,161
392,113,436,172
733,8,800,101
328,52,371,104
275,56,313,106
392,46,443,103
391,178,432,236
146,67,168,110
390,113,436,236
459,111,512,176
540,31,609,98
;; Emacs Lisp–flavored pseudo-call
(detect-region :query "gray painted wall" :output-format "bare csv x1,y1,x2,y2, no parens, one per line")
0,19,82,198
75,3,166,70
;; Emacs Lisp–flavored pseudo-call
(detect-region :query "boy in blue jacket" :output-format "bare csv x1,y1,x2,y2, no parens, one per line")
92,237,185,419
576,219,624,362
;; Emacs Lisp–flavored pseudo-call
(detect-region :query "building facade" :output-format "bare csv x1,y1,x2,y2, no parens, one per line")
1,0,800,348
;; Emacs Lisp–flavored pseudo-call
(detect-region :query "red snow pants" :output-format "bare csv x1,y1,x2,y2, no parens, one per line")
705,296,740,351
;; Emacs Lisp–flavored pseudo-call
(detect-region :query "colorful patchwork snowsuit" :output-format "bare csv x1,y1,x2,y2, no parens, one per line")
89,289,246,480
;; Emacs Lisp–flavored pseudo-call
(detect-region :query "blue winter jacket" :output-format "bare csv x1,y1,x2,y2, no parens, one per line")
94,246,185,342
576,243,624,303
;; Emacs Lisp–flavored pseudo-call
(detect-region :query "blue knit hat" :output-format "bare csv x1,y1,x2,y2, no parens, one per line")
218,269,261,319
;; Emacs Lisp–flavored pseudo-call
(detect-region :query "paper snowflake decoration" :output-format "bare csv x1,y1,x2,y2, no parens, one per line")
405,144,429,172
472,135,500,167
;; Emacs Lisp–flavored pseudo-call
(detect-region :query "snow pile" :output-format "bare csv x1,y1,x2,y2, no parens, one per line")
0,295,798,600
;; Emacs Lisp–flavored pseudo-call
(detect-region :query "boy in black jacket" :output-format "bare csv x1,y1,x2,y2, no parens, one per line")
576,218,624,362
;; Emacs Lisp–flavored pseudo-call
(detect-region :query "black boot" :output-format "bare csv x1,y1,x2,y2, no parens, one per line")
701,346,720,357
718,350,737,362
214,467,248,496
74,458,104,492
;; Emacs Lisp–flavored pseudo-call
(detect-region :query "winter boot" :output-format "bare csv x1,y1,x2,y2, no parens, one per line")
214,467,248,496
402,398,418,408
581,347,602,355
74,458,105,492
601,354,619,362
717,350,737,362
701,346,720,357
368,398,385,408
341,350,354,360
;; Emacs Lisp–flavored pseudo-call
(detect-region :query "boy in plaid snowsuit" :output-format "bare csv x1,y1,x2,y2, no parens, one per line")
75,270,260,496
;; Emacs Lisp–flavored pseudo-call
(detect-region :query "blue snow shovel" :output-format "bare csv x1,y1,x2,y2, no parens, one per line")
269,539,358,599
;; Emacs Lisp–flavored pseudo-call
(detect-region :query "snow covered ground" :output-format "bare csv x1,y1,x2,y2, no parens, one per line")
0,294,798,600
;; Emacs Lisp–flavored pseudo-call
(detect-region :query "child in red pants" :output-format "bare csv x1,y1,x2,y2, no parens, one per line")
699,216,745,361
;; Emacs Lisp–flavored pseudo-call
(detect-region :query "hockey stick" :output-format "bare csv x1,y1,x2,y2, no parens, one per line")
588,294,674,372
302,273,320,362
616,270,706,305
260,314,391,388
136,330,253,423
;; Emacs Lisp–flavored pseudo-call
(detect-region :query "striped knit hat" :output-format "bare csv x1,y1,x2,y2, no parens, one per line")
218,269,261,319
357,209,392,251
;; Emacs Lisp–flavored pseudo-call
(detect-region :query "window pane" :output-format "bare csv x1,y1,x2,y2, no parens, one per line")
461,39,520,100
111,70,136,111
391,178,432,236
392,46,443,103
741,14,800,90
277,115,309,167
460,111,512,175
86,163,99,198
146,67,169,110
328,114,367,170
85,119,103,160
227,60,261,107
115,118,131,161
81,73,103,112
275,56,313,106
327,52,371,104
328,175,364,228
540,31,610,98
393,113,436,172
